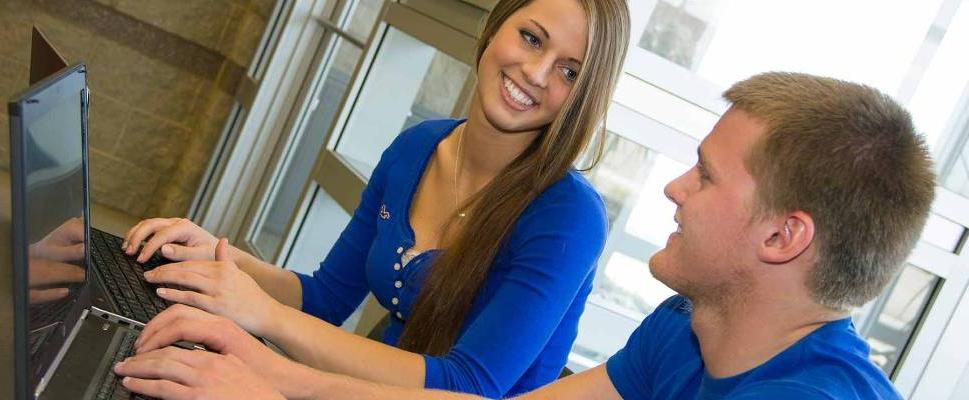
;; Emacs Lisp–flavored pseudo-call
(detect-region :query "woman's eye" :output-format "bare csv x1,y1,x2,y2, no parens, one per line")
562,67,578,82
520,30,540,47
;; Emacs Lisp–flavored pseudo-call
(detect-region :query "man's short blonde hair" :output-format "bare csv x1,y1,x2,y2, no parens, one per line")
724,72,936,311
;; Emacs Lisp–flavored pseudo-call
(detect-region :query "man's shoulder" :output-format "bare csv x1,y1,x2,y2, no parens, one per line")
736,319,902,399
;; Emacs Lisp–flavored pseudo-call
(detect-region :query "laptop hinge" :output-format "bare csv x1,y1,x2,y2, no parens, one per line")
90,306,146,329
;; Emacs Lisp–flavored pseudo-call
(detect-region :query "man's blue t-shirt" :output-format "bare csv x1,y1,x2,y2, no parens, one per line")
605,296,902,399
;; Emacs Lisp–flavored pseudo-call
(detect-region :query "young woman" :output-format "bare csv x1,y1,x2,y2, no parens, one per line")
119,0,629,397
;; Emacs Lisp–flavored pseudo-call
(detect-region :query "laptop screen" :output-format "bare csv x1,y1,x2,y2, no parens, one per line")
8,64,90,399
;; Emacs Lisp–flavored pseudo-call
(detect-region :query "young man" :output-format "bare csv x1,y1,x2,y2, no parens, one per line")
114,72,934,399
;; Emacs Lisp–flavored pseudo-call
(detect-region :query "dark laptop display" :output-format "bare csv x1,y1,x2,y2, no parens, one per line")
9,63,91,400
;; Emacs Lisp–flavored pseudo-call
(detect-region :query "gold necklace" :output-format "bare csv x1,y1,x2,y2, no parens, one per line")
454,124,467,219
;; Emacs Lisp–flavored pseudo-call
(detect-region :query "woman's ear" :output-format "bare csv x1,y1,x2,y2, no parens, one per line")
758,211,814,264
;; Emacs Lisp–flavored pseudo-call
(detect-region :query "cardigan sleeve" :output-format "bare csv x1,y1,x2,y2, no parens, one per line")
422,182,608,397
293,133,405,325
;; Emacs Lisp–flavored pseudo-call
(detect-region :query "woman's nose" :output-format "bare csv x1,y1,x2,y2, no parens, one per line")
521,55,554,88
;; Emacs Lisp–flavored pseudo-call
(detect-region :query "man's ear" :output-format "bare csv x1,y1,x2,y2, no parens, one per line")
758,211,814,264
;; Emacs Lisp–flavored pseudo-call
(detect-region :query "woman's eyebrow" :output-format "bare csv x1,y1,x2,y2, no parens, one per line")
529,18,584,65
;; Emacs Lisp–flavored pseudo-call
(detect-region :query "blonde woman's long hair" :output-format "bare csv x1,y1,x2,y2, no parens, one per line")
398,0,630,355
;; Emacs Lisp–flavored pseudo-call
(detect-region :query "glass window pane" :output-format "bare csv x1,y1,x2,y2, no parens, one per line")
570,132,689,367
252,39,363,258
283,186,362,332
637,0,942,95
335,27,471,177
853,264,940,376
251,0,383,259
921,213,966,253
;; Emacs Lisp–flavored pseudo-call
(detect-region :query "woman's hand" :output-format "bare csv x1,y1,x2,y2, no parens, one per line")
114,347,285,400
124,218,219,263
143,239,283,336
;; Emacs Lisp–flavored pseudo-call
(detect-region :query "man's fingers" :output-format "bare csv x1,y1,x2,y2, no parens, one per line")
114,348,200,385
136,317,228,355
120,377,193,400
137,305,211,348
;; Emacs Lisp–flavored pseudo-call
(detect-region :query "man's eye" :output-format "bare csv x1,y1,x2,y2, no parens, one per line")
697,165,710,181
521,30,540,47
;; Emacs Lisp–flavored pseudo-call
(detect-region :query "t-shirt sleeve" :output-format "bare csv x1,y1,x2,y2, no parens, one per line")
422,186,608,397
605,296,685,400
293,130,407,325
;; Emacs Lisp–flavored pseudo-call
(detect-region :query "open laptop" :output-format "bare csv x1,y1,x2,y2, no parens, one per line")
26,27,174,326
8,62,187,400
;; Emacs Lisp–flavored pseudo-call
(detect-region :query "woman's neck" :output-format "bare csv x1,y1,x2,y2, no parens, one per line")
458,95,542,185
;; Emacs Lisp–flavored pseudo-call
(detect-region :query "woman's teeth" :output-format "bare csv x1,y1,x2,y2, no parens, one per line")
503,76,535,107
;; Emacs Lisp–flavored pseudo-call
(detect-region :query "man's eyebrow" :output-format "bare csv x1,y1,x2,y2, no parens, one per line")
529,19,584,65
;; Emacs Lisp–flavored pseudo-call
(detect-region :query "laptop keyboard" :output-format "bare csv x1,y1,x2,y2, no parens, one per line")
90,229,172,323
94,330,153,400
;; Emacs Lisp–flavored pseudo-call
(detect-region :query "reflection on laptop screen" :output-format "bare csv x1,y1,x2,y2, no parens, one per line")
10,64,89,398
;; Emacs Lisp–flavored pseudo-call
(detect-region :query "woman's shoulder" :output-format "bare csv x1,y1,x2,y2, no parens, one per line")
518,170,608,233
536,170,605,211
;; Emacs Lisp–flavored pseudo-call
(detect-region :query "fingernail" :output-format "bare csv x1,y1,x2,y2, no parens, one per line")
157,288,167,295
162,244,172,255
121,241,127,250
122,377,131,385
114,361,124,371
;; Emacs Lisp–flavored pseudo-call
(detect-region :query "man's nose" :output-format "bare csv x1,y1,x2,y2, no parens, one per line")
664,170,693,207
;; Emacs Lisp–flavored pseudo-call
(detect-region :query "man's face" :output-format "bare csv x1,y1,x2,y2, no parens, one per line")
649,108,767,301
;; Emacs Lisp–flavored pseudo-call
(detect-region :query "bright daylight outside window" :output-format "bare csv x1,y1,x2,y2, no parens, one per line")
568,0,969,377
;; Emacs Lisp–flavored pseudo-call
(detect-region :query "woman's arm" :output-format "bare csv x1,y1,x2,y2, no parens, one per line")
227,245,303,309
263,187,608,396
263,303,428,388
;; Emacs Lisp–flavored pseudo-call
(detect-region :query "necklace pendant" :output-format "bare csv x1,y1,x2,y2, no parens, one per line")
458,212,467,218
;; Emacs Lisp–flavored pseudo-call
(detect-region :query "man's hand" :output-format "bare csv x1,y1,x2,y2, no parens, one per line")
129,304,300,398
114,347,284,400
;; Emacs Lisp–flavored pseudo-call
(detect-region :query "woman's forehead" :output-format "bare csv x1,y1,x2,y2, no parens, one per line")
510,0,588,60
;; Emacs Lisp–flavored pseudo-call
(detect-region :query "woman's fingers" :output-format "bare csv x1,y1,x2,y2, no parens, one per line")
124,218,177,256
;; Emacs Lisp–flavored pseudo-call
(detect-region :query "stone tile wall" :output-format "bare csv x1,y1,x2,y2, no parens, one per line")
0,0,276,218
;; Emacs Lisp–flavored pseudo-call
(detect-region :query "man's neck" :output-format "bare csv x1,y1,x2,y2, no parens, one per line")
690,293,846,379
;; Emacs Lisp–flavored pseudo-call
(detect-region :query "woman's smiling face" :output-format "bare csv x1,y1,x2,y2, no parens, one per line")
473,0,588,134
